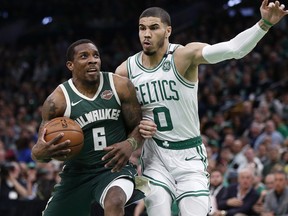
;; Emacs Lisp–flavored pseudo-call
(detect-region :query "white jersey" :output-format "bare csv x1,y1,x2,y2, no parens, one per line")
127,43,200,142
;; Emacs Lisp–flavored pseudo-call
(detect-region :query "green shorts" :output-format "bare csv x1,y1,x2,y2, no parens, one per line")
43,163,144,216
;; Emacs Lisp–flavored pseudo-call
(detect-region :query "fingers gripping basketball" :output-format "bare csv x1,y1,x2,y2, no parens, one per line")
44,117,84,161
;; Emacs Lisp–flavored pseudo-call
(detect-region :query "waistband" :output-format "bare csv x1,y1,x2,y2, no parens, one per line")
152,136,202,150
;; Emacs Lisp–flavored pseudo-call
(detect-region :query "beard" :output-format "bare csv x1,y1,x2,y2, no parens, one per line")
143,35,165,56
143,50,156,56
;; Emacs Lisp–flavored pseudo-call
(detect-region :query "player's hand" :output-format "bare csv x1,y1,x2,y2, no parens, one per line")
102,140,134,172
32,128,71,161
260,0,288,25
139,119,157,138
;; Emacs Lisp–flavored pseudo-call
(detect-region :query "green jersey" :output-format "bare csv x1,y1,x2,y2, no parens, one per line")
59,72,126,167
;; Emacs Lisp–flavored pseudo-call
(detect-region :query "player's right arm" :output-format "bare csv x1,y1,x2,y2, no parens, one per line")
31,87,71,162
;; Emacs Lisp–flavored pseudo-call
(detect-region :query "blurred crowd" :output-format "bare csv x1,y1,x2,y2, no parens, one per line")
1,1,288,216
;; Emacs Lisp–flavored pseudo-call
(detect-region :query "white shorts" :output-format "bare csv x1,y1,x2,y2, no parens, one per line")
141,138,210,215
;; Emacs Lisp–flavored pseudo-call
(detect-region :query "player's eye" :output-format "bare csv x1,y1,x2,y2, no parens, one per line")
80,54,87,58
150,26,158,30
139,26,145,31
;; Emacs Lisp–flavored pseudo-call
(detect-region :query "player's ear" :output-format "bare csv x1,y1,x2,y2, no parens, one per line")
66,61,73,71
166,26,172,38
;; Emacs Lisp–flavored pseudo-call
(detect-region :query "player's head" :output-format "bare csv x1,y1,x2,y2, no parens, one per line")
139,7,171,26
66,39,101,84
66,39,97,61
139,7,172,56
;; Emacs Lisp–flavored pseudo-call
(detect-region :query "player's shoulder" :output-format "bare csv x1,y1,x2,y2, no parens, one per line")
112,72,131,84
112,73,134,96
43,86,66,119
115,60,129,77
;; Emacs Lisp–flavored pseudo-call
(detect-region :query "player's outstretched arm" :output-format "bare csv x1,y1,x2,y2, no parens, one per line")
182,0,288,68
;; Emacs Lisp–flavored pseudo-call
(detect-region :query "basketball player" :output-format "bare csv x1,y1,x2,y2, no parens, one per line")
115,1,288,215
32,39,145,216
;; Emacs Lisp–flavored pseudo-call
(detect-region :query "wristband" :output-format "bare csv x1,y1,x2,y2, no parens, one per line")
262,18,273,26
127,137,139,151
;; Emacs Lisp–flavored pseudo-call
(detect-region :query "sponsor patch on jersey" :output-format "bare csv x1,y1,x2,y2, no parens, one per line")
101,90,113,100
162,61,171,72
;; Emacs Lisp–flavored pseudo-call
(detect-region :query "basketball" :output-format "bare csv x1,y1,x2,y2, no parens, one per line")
44,116,84,161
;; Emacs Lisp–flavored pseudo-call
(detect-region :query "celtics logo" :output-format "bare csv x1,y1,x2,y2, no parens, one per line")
162,61,171,72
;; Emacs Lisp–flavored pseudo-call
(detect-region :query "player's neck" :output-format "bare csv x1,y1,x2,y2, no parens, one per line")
141,44,169,69
72,79,99,98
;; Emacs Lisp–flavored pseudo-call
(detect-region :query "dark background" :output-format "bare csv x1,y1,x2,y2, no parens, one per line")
0,0,263,68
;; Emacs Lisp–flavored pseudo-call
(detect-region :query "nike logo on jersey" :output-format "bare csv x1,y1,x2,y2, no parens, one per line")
131,73,143,79
185,156,196,161
71,99,83,106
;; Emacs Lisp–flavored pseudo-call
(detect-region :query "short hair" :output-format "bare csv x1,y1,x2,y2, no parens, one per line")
139,7,171,26
66,39,96,61
273,170,287,179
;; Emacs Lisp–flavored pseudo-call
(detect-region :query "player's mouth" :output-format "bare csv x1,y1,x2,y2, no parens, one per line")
87,68,98,73
143,41,152,49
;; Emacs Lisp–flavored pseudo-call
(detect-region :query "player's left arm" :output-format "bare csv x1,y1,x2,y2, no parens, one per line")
102,74,143,172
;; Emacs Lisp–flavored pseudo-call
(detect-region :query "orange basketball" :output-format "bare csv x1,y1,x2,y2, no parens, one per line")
44,117,84,161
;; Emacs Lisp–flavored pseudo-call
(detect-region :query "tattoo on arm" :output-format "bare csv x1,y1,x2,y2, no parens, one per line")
47,98,57,119
123,81,142,132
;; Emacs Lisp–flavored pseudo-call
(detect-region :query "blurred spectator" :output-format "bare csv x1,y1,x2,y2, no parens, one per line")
280,92,288,125
256,143,269,165
228,138,247,172
240,101,254,129
0,161,33,215
209,169,226,216
259,89,283,117
254,120,285,151
263,171,288,215
271,113,288,139
252,172,275,215
212,112,230,136
216,146,233,184
24,162,38,200
203,93,221,120
257,102,272,123
35,162,60,201
243,121,263,149
0,140,6,164
281,150,288,175
2,125,17,151
221,134,236,149
230,115,246,137
240,147,263,178
208,139,219,161
264,173,276,191
262,145,283,178
216,168,260,216
254,70,272,101
15,126,36,163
